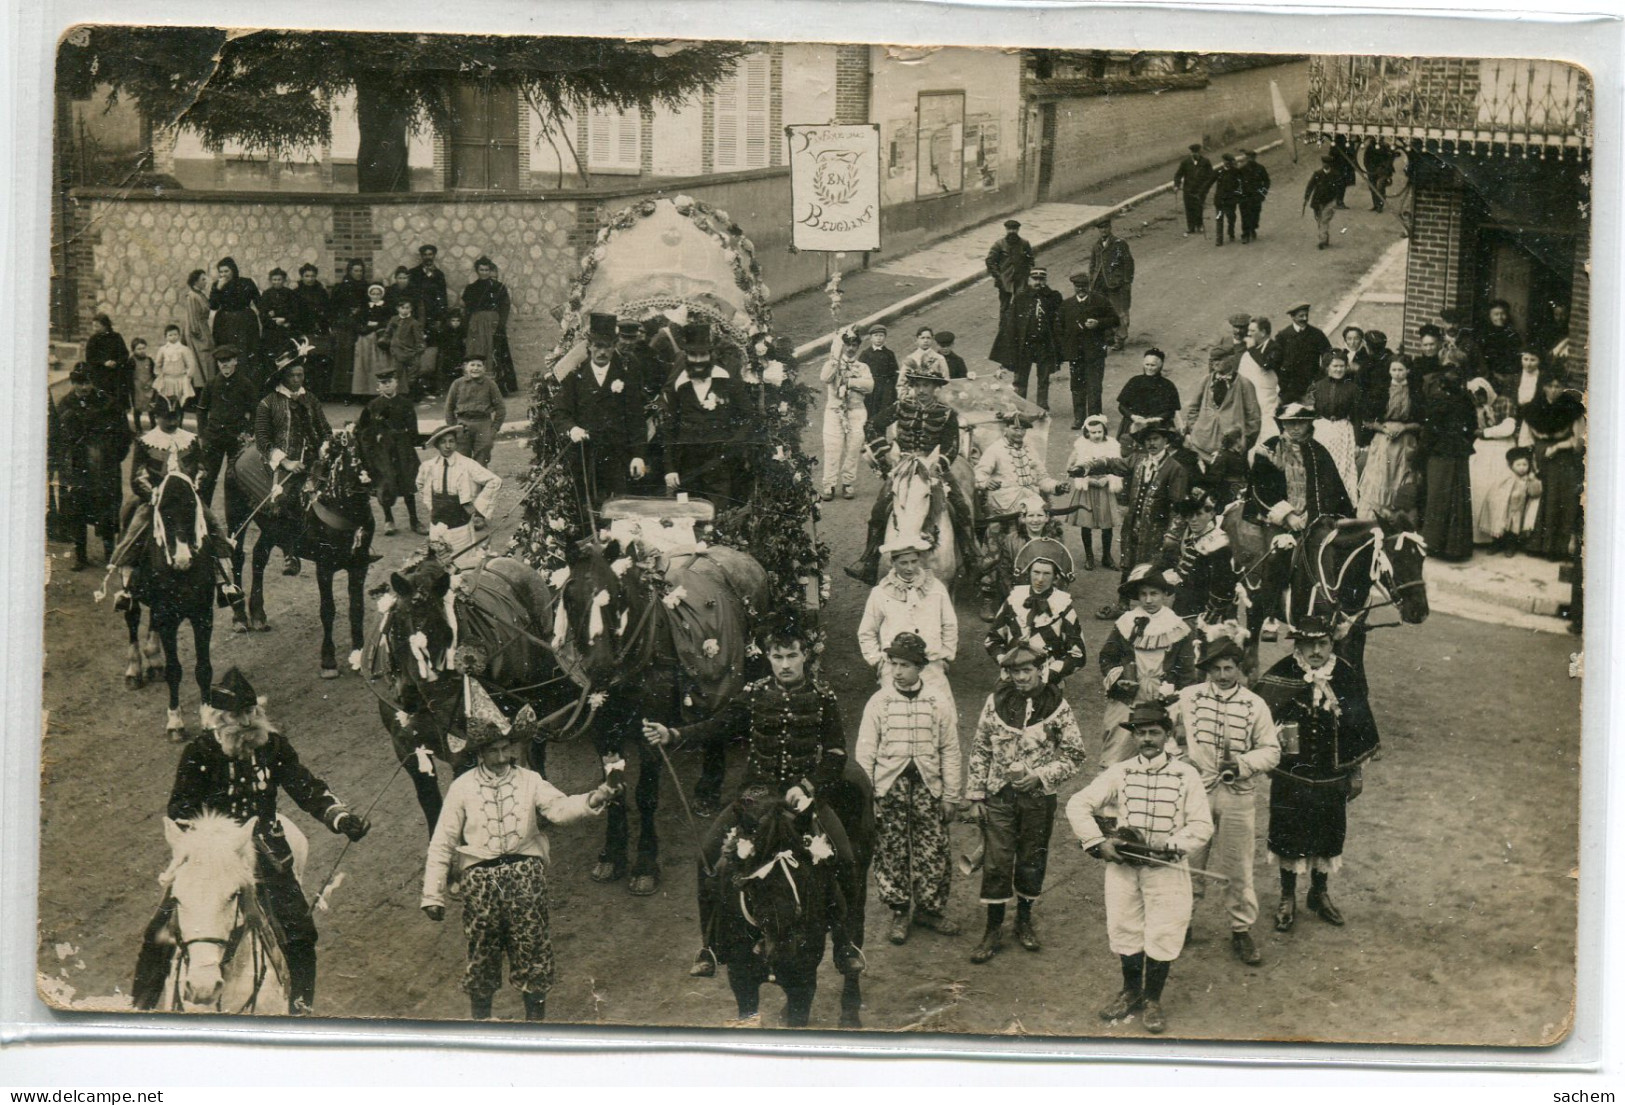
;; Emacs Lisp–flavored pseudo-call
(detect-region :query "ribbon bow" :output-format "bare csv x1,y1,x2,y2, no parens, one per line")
1300,657,1342,716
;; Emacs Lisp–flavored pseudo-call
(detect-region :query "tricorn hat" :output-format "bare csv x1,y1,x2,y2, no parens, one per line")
1119,701,1173,730
884,632,930,667
1014,536,1074,584
1196,636,1247,670
150,393,177,420
209,667,262,714
587,312,618,344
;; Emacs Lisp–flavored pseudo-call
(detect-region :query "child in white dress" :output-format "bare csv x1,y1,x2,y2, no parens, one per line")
1065,415,1122,571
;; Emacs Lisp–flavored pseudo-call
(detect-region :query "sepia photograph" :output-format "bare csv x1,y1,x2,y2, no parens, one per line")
33,21,1591,1050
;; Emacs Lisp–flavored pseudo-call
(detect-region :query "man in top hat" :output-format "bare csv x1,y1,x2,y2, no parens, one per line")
854,631,965,945
1065,701,1213,1034
552,312,650,512
1276,302,1332,404
417,423,503,556
1171,637,1279,965
1183,343,1262,465
985,218,1035,320
252,351,333,576
131,667,371,1015
50,363,130,570
990,266,1065,408
662,319,753,508
1304,152,1344,251
1173,143,1216,236
965,639,1087,962
984,536,1086,688
1212,153,1243,246
1235,148,1271,243
846,366,983,587
1089,219,1136,350
1058,269,1121,427
1253,614,1380,932
194,343,259,576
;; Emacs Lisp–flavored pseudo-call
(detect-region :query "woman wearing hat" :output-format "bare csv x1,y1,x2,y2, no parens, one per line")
422,683,614,1021
984,536,1086,689
1065,700,1213,1034
1254,615,1380,932
1097,565,1197,768
1114,348,1182,452
461,256,518,395
965,640,1087,962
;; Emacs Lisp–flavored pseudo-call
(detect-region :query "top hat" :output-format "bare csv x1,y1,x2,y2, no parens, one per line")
1119,701,1173,730
587,312,618,344
1288,614,1336,640
884,632,930,667
1196,636,1246,670
209,668,261,714
681,319,713,356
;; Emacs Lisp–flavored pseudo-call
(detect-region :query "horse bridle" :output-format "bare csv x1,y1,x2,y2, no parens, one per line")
168,888,274,1014
737,847,804,930
1308,523,1426,628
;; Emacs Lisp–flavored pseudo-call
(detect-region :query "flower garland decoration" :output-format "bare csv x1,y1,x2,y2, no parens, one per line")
512,195,829,656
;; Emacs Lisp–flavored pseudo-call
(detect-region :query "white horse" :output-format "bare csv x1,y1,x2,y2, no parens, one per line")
157,811,306,1014
884,449,958,584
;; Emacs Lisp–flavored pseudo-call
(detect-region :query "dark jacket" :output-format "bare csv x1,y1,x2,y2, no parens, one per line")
1174,153,1215,198
1256,653,1379,781
678,676,847,794
254,388,333,468
168,728,345,834
1237,160,1271,204
991,285,1065,366
985,234,1035,294
1245,435,1354,526
293,282,332,336
209,277,261,315
1058,291,1121,363
259,287,301,333
869,397,959,461
551,357,648,455
1212,165,1243,208
407,264,450,330
1089,235,1136,292
196,369,261,446
1276,323,1332,404
1304,167,1342,211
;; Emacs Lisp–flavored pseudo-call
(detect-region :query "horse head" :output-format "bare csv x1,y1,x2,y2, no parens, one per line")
556,537,641,687
730,789,823,967
384,559,456,687
152,471,207,572
314,427,372,508
1376,523,1430,624
161,812,257,1010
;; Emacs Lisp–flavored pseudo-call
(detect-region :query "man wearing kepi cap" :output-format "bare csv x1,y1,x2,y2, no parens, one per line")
985,218,1035,320
1171,637,1279,965
1067,701,1213,1034
1254,614,1380,934
991,266,1065,408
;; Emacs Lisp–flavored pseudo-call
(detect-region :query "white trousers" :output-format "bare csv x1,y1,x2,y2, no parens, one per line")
822,406,867,490
1187,784,1258,930
1105,860,1193,961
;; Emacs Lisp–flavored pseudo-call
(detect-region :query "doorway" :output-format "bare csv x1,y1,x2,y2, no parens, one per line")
448,85,521,191
1035,102,1057,203
1475,226,1574,342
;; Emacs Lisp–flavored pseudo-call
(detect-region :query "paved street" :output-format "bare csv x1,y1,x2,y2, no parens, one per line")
37,140,1578,1044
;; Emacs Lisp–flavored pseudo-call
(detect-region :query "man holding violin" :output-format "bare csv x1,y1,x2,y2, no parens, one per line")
1066,701,1213,1034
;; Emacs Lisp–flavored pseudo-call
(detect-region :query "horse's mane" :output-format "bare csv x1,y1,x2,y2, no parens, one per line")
163,811,257,894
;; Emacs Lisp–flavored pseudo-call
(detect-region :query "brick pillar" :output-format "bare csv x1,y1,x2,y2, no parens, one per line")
700,92,715,174
1401,157,1471,351
432,133,448,191
769,44,785,166
65,195,103,338
569,199,600,262
640,107,655,176
834,44,872,124
1566,219,1590,385
327,203,381,278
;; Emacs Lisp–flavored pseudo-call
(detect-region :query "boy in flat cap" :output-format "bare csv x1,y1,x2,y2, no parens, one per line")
986,218,1035,320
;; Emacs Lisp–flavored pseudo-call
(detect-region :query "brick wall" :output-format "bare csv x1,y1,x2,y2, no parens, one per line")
834,45,871,125
1045,61,1309,201
1401,162,1473,351
769,45,785,168
1567,227,1590,385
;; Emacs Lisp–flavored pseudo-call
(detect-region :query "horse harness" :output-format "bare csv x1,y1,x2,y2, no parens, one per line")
167,887,279,1014
1302,522,1426,632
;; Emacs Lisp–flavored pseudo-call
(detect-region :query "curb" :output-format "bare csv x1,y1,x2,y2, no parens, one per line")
790,138,1285,363
1321,237,1408,340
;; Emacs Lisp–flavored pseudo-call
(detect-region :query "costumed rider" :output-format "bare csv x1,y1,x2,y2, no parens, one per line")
662,319,752,508
421,682,615,1022
415,424,502,556
1254,613,1379,933
975,410,1061,616
845,364,984,586
106,391,243,613
1164,481,1240,630
643,617,866,980
1066,701,1214,1035
964,640,1088,963
983,536,1087,688
551,311,649,511
131,668,370,1015
1243,401,1355,637
252,349,335,577
1098,564,1197,769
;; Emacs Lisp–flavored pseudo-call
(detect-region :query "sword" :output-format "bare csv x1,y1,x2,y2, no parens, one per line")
1109,849,1232,884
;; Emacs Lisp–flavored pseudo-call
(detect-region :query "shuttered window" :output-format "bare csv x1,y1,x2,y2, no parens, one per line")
587,105,642,175
713,52,770,171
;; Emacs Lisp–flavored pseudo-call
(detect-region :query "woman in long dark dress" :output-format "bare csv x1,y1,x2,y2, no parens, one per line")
1113,347,1181,448
328,259,371,402
84,313,132,408
208,256,262,371
1479,299,1523,391
1417,369,1479,561
1524,374,1586,561
461,255,517,395
1356,356,1423,524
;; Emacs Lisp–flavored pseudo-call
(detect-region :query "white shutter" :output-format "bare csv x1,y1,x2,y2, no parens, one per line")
713,51,769,172
587,105,641,175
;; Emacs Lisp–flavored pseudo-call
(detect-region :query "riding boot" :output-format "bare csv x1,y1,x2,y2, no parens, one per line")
970,903,1006,963
1100,529,1117,571
285,940,317,1014
828,874,864,978
468,994,494,1020
1081,530,1096,572
522,992,547,1022
130,900,177,1010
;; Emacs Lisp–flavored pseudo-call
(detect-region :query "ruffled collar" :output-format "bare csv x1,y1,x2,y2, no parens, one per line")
880,570,939,601
141,426,195,449
1114,605,1189,648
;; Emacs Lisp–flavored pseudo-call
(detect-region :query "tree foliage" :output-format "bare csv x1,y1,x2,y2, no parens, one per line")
58,27,749,190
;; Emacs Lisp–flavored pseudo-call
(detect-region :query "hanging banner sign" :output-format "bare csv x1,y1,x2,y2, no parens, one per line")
786,123,882,252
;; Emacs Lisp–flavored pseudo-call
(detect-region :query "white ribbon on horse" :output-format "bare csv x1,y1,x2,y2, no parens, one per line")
738,848,803,927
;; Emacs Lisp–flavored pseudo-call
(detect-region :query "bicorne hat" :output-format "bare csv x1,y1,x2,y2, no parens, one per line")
209,668,261,714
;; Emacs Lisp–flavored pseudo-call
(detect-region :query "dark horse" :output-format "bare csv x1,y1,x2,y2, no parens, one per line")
373,552,581,833
123,471,235,740
236,430,374,678
1286,514,1430,682
717,785,874,1028
555,537,768,896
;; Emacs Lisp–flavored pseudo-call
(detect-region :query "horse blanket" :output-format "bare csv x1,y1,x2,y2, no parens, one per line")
452,557,557,689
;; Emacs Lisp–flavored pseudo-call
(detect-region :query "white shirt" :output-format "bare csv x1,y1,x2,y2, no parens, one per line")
857,571,958,669
416,451,502,518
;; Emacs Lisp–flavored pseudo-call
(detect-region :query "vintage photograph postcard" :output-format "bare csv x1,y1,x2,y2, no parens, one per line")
37,25,1587,1046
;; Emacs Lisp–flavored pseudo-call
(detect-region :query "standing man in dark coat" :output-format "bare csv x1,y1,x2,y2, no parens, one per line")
1089,219,1136,350
1173,143,1215,237
615,317,666,492
662,320,753,509
408,245,451,394
49,365,129,569
985,218,1035,320
1236,149,1272,244
552,312,650,511
1276,302,1332,404
1058,270,1120,428
1212,153,1243,247
1255,615,1379,932
1303,152,1343,250
130,668,371,1015
292,264,333,398
194,345,259,581
991,267,1065,409
858,324,900,423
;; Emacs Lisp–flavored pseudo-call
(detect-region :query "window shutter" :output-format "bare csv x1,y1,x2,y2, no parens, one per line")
743,53,769,169
587,105,641,174
713,51,769,172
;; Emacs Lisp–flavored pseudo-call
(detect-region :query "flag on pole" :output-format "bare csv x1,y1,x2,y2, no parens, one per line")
1270,79,1298,163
